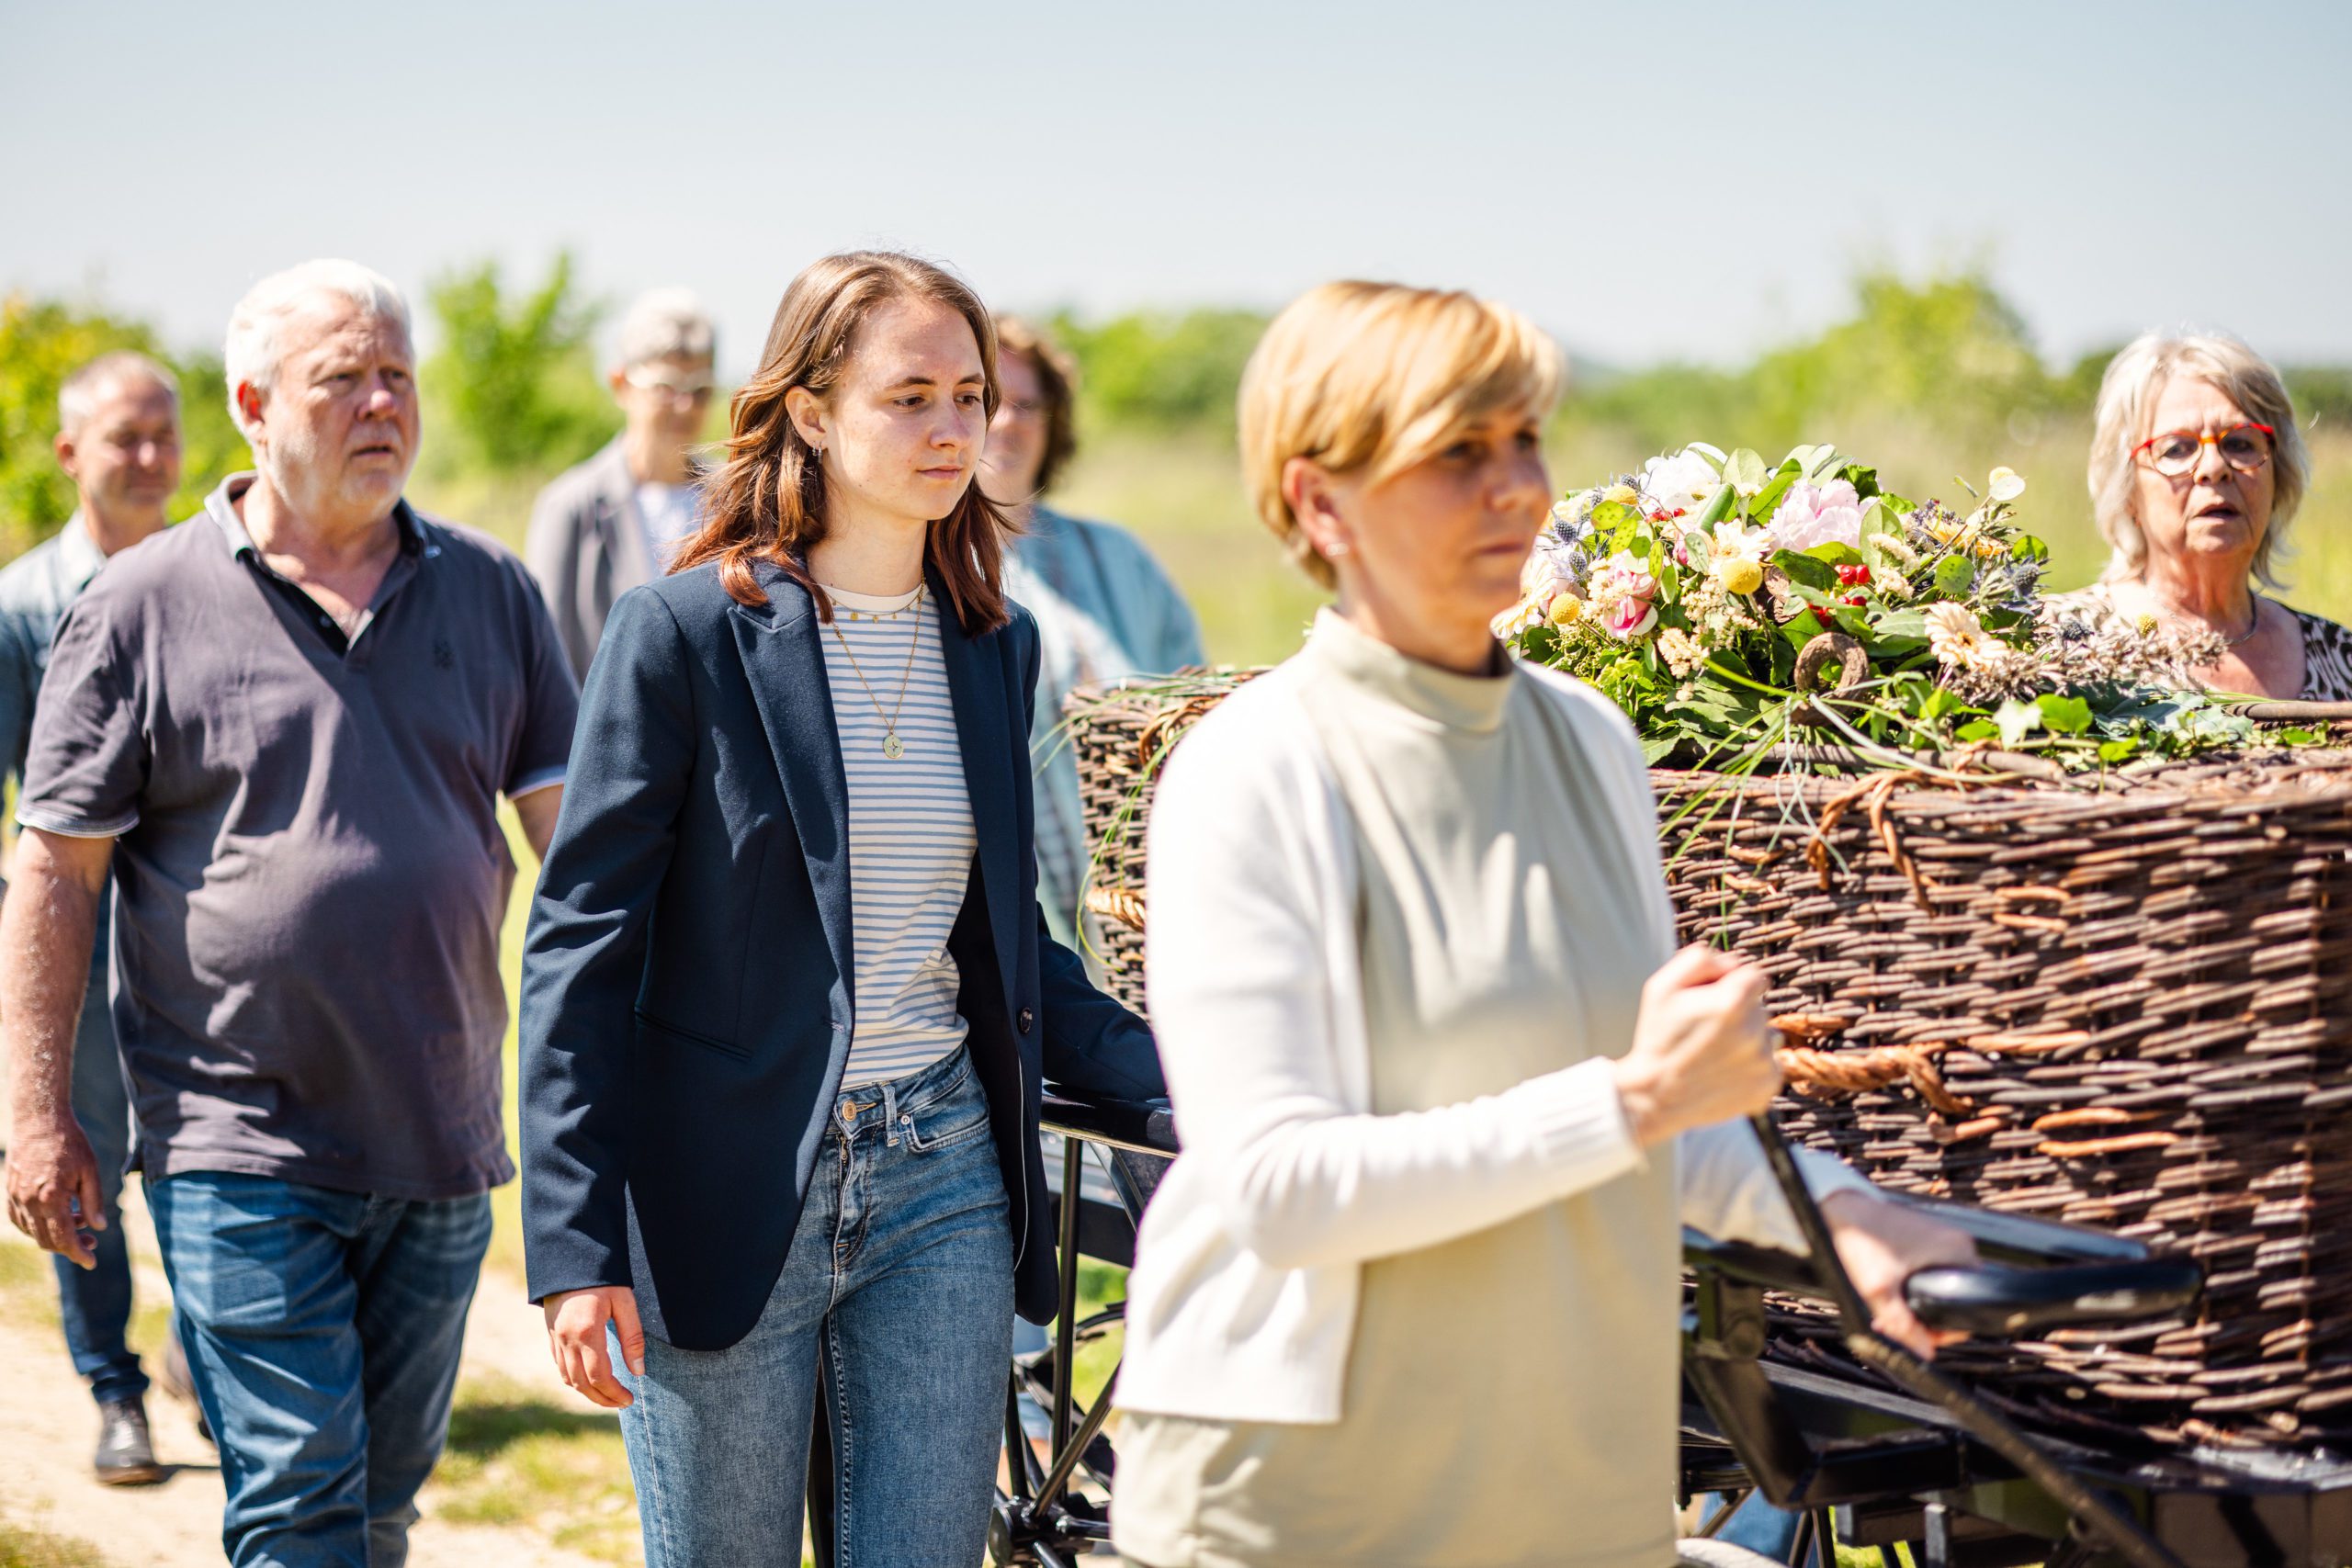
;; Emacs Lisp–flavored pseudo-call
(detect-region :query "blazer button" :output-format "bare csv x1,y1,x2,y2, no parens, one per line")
1017,1009,1035,1034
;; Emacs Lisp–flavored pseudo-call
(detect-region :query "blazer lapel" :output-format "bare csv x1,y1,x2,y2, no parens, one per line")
730,563,856,1003
933,570,1023,1019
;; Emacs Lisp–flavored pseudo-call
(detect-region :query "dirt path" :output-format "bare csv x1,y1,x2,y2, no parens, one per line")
0,1175,613,1568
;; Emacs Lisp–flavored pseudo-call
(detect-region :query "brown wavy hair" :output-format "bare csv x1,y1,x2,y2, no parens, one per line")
994,316,1079,496
673,251,1014,634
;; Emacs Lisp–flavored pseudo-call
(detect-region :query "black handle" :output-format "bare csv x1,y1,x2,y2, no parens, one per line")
1904,1258,2202,1337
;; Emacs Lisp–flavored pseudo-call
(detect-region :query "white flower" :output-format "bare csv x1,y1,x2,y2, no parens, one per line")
1657,627,1705,677
1987,467,2026,503
1770,479,1865,553
1493,597,1544,637
1638,449,1722,518
1924,602,1995,669
1712,520,1771,562
1868,530,1921,567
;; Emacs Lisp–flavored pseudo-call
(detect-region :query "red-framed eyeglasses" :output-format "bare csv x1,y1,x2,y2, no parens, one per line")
2131,423,2276,478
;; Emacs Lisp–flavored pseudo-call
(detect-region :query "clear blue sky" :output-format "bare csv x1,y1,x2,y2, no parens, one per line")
5,0,2348,378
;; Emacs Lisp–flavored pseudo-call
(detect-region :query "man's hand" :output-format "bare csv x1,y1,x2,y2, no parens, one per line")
5,1115,103,1269
543,1284,645,1409
3,826,112,1269
1819,1189,1980,1359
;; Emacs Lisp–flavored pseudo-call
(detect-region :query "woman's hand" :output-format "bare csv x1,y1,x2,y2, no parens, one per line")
544,1285,646,1409
1613,945,1781,1147
1818,1190,1981,1359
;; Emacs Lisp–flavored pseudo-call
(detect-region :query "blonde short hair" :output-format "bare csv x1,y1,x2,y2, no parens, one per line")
2087,330,2310,588
1239,281,1564,589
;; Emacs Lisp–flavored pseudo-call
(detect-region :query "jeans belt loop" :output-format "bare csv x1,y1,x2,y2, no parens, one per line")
882,1077,901,1147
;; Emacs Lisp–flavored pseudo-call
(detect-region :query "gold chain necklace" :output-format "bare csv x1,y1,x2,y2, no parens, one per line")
825,585,925,760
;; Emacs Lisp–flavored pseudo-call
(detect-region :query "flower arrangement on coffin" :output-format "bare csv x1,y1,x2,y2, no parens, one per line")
1498,443,2273,771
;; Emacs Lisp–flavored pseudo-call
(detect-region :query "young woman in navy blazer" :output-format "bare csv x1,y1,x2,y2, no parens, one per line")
519,252,1163,1566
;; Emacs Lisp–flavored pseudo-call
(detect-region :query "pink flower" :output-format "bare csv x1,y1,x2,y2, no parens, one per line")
1769,479,1865,553
1586,550,1658,640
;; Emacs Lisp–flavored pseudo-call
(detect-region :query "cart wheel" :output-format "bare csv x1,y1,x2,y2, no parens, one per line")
1678,1539,1795,1568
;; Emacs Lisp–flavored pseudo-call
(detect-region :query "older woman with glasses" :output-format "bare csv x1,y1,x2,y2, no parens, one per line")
2050,331,2340,697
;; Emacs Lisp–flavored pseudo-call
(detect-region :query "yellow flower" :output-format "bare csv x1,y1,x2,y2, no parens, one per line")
1602,482,1640,506
1547,590,1584,627
1716,557,1764,596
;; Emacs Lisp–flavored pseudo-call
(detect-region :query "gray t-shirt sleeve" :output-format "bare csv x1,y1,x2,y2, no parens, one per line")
17,594,145,838
505,566,581,797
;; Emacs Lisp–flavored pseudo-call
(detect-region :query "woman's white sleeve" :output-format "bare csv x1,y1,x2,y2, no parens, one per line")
1146,714,1644,1272
1678,1120,1879,1253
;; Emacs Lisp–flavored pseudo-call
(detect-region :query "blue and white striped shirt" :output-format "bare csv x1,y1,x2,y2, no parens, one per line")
818,582,978,1088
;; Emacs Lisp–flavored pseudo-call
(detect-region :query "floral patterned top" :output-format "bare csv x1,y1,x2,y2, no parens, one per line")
2045,583,2352,702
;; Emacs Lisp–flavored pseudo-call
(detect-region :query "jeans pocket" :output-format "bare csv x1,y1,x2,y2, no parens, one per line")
899,1085,992,1154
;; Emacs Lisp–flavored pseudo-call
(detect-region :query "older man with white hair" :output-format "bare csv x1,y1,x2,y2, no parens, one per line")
526,287,716,677
1,260,580,1566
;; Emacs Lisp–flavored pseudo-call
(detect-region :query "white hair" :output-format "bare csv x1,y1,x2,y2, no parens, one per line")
58,350,178,434
224,259,411,438
2087,329,2311,589
616,288,716,368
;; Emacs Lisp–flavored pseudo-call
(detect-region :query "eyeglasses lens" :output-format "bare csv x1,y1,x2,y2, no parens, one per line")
2145,425,2272,477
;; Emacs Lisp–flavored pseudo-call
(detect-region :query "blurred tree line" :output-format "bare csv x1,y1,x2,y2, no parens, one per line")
4,261,2346,562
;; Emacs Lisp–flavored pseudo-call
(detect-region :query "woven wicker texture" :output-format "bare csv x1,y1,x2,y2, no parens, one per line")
1067,674,2352,1455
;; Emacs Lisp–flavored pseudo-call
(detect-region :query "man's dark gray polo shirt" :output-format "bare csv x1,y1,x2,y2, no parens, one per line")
17,473,580,1200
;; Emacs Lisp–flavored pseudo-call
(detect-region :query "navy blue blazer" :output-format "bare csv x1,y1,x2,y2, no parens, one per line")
518,556,1164,1351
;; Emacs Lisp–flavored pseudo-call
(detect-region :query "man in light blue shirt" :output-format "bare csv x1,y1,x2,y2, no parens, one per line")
0,350,182,1485
526,288,715,680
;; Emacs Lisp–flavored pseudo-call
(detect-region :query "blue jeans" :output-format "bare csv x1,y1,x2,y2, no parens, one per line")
146,1171,492,1568
616,1045,1014,1567
53,953,147,1407
1700,1491,1802,1560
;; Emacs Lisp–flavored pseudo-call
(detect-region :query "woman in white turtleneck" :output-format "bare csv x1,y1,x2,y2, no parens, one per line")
1111,281,1977,1568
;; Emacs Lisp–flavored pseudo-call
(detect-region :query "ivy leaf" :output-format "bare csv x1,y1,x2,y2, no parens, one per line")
1956,718,1999,743
2034,694,2094,735
1773,550,1837,592
2098,738,2141,764
1641,734,1681,764
1995,698,2043,748
1871,608,1928,642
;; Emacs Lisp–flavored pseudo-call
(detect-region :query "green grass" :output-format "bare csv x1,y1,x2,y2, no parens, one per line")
0,1230,60,1331
426,1372,639,1562
0,1520,114,1568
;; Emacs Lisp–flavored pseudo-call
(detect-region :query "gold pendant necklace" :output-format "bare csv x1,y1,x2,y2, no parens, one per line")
825,585,925,759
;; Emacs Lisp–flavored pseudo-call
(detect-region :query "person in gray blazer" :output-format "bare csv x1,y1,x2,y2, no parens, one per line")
526,288,716,678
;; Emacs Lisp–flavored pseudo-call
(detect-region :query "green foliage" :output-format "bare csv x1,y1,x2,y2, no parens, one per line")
0,294,247,557
2287,366,2352,431
1047,308,1269,434
420,251,617,482
1564,271,2062,460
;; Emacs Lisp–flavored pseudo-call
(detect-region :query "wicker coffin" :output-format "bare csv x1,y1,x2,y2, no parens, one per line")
1068,673,2352,1456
